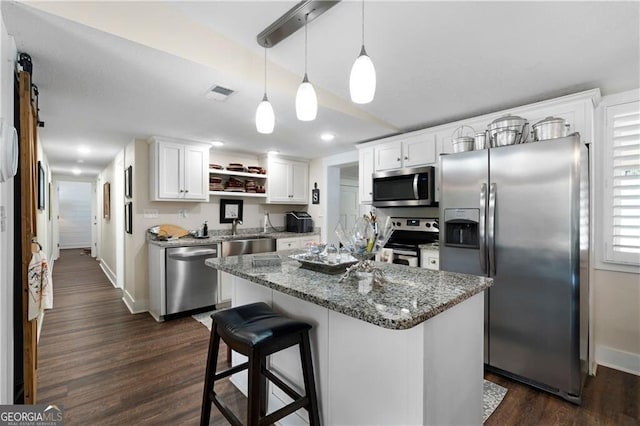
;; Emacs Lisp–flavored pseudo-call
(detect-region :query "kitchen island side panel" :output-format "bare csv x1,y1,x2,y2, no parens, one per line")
231,276,484,425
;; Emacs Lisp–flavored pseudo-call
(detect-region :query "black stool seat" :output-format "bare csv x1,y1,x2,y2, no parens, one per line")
201,302,320,426
214,302,311,350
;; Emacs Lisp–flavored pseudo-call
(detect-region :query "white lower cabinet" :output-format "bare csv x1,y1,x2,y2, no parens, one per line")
148,243,166,321
276,235,319,251
421,248,440,271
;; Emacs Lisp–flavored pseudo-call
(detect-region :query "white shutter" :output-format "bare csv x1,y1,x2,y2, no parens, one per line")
605,101,640,265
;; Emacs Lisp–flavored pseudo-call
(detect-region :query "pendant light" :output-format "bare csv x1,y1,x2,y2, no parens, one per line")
295,14,318,121
255,47,275,134
349,0,376,104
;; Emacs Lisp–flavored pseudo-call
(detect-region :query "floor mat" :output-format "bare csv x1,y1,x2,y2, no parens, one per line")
483,379,508,422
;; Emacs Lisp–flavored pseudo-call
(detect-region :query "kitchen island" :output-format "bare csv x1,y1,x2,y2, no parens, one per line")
205,252,492,425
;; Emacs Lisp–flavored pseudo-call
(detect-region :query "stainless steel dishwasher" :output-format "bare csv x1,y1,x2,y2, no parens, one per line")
165,245,218,315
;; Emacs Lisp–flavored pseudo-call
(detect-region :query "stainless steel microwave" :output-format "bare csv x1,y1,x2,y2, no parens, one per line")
372,166,436,207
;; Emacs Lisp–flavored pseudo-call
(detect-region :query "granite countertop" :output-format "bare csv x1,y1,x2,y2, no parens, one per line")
147,229,321,247
205,251,492,330
419,243,440,251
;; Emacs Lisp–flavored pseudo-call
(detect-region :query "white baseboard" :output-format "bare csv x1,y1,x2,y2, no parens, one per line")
99,260,117,288
595,345,640,376
122,290,148,314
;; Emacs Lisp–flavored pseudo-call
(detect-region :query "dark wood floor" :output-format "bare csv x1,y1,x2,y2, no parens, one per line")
38,249,245,425
38,249,639,425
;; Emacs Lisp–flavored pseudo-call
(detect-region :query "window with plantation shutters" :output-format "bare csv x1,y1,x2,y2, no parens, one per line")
604,100,640,265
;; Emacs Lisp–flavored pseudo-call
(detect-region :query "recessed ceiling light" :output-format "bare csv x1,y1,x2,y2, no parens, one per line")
77,146,91,155
321,132,335,142
210,140,224,147
267,150,279,155
72,168,81,175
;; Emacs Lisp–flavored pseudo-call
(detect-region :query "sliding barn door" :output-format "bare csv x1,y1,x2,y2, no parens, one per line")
18,70,38,403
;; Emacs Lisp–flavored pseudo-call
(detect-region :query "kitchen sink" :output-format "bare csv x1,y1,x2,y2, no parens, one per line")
221,237,277,257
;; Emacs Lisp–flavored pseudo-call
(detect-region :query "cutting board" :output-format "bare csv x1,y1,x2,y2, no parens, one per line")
158,224,189,238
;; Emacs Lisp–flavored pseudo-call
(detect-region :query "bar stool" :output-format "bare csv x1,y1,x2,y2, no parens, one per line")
200,302,320,426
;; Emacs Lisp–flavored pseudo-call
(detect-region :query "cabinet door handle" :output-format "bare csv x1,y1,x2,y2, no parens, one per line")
396,157,401,161
369,192,372,195
404,156,408,160
185,189,189,193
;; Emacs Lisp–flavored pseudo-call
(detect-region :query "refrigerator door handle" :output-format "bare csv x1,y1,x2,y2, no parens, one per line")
488,183,497,276
479,183,487,274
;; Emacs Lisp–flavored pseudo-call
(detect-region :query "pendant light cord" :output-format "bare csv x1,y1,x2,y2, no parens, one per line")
304,13,309,74
263,47,267,94
361,0,365,45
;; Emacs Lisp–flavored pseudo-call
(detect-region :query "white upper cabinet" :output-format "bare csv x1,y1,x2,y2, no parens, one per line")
358,89,600,206
374,133,436,172
403,133,437,167
149,137,210,202
358,146,374,204
263,156,309,204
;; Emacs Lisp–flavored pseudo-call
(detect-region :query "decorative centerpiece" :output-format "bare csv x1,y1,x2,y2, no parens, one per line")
335,214,394,285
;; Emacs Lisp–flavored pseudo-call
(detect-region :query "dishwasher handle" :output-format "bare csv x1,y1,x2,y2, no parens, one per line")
168,249,217,259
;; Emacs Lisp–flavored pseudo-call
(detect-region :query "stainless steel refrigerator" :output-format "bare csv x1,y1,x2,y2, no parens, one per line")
439,134,589,403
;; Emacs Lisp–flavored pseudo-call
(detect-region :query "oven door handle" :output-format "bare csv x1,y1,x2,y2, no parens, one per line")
391,249,418,256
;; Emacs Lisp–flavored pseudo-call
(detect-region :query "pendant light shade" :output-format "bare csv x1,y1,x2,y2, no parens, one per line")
296,74,317,121
296,14,317,121
256,47,275,134
256,94,275,134
350,0,376,104
349,45,376,104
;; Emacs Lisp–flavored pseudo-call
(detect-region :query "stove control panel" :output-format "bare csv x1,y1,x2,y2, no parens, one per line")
389,217,439,232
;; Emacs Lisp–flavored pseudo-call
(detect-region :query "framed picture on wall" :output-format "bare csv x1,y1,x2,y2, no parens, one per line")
125,201,132,234
103,182,111,220
124,165,132,198
219,199,243,223
37,161,45,210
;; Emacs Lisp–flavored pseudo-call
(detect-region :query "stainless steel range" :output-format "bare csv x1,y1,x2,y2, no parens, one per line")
383,217,439,267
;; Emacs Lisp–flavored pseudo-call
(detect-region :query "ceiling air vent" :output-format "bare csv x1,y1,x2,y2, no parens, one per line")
205,85,235,101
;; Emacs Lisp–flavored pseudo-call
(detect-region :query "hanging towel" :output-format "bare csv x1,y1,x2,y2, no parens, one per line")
28,250,53,321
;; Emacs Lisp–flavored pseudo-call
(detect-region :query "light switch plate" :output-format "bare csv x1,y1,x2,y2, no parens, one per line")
178,209,188,218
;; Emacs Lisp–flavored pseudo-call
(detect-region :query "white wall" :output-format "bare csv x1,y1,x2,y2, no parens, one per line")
0,8,16,404
97,157,117,286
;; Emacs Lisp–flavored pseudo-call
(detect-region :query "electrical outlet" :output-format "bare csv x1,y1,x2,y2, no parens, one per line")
178,209,188,218
144,209,159,219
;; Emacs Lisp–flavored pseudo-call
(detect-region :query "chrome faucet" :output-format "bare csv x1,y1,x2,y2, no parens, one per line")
231,219,243,236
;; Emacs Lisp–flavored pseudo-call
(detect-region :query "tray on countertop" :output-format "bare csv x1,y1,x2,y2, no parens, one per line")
288,253,358,275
